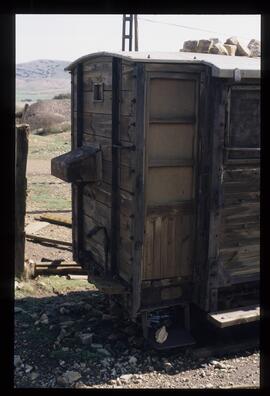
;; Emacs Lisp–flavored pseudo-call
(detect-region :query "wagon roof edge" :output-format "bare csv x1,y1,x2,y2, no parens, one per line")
65,51,260,79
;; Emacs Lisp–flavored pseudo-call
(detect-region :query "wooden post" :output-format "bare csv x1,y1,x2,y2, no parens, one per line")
15,124,29,278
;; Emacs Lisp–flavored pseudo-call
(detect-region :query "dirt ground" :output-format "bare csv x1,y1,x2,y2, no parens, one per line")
15,131,260,389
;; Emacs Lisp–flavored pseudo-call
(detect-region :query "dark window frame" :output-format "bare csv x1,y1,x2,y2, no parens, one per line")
93,82,104,102
224,85,260,164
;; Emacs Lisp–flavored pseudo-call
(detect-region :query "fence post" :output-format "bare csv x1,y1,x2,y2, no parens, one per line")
15,124,29,278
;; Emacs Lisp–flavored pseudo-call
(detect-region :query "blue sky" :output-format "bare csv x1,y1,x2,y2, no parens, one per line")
16,14,261,63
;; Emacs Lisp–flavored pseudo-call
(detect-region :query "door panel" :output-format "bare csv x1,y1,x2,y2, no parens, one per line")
143,213,193,279
148,124,195,161
149,79,196,119
143,74,198,280
147,167,193,205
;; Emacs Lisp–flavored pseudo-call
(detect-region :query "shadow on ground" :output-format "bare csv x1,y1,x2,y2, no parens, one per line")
14,287,259,388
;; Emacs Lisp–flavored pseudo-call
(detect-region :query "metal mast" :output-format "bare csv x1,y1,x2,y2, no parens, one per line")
122,14,138,51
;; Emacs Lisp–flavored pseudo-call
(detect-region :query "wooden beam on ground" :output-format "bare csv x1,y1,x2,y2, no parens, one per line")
25,221,50,234
25,233,72,247
208,305,260,328
37,213,72,227
66,274,88,280
15,124,29,278
35,260,79,267
34,267,87,276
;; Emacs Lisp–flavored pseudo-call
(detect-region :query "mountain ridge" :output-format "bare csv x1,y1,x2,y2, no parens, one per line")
16,59,71,102
16,59,71,80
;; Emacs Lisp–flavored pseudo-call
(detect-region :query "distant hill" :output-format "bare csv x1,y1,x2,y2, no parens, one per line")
16,59,71,103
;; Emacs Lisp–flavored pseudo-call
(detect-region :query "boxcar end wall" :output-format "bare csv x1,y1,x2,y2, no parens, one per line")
53,52,260,322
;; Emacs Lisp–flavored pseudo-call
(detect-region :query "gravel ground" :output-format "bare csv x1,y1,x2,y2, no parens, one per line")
14,277,260,389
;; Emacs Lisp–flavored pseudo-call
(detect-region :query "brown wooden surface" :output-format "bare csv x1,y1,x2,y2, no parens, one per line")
212,84,261,291
208,304,260,328
131,62,146,317
73,56,137,280
51,146,102,183
143,73,198,281
15,124,29,278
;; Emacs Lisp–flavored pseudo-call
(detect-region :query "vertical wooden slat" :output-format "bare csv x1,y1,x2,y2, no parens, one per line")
72,63,84,262
192,68,212,310
15,124,29,278
167,216,175,278
111,57,122,275
153,216,162,278
181,214,192,277
174,214,183,277
207,81,226,311
143,218,153,279
161,216,168,278
132,63,146,318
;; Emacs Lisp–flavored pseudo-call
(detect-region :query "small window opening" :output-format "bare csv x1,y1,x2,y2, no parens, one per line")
93,83,104,102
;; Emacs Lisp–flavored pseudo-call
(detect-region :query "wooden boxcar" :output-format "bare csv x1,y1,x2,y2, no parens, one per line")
52,51,260,345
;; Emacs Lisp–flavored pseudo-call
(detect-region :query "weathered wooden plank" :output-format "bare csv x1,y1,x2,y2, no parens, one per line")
223,179,260,193
147,200,194,216
79,113,136,143
51,146,102,183
167,216,176,278
143,218,154,280
149,78,196,120
148,123,195,163
206,81,226,312
83,214,109,247
83,182,134,217
72,63,84,262
84,236,108,266
25,221,49,234
83,90,112,114
154,216,162,279
15,124,29,278
144,63,205,73
82,113,111,139
83,62,112,91
220,225,260,249
122,61,135,91
160,216,168,279
83,90,136,116
132,62,146,317
83,194,111,224
146,167,194,205
222,202,259,218
223,213,260,226
223,167,260,183
208,304,260,328
83,133,136,168
180,214,193,277
83,56,113,71
223,191,260,207
83,198,133,234
26,234,72,247
38,213,72,227
102,160,135,193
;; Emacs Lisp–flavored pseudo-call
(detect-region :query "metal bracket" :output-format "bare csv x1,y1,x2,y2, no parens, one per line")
112,142,136,151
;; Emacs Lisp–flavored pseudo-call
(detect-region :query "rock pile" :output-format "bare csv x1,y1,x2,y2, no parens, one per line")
181,37,260,57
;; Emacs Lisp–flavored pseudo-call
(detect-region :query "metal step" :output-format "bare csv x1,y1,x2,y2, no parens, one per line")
208,304,260,328
147,325,196,350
